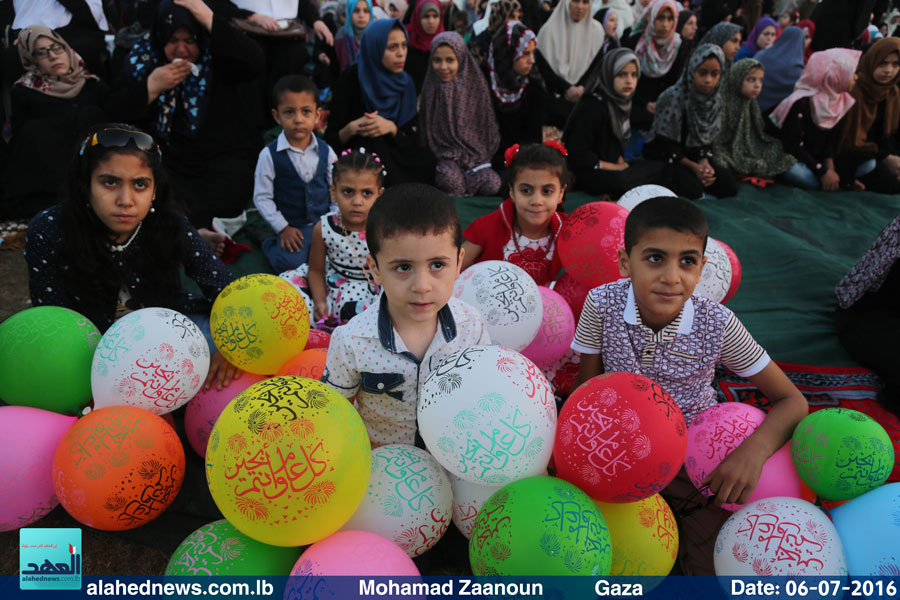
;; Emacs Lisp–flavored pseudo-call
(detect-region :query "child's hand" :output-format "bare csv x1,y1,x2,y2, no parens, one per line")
204,351,243,391
702,438,766,507
313,301,330,322
318,52,331,65
279,225,305,252
821,168,841,192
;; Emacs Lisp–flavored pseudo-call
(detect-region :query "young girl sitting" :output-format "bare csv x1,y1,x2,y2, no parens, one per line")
420,32,502,197
713,58,802,184
280,149,386,326
461,142,570,286
335,0,374,71
644,43,738,199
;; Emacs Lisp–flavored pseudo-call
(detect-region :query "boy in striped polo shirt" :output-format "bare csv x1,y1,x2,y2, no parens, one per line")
570,196,808,575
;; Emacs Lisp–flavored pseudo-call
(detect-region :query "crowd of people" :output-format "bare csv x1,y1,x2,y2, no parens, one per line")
7,0,900,578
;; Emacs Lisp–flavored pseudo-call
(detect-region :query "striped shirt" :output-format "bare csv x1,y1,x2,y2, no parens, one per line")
572,279,769,424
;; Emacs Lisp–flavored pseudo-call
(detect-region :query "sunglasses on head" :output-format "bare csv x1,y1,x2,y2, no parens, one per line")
79,127,161,159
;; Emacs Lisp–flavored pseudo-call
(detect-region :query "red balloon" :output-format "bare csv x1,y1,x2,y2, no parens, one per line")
719,240,742,303
305,329,331,350
554,372,687,503
553,272,592,322
557,202,628,288
276,348,328,379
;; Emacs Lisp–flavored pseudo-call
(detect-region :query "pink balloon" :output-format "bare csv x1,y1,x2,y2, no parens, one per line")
291,531,420,576
0,406,76,531
557,202,628,288
685,403,802,511
184,373,268,457
719,240,742,303
521,287,576,370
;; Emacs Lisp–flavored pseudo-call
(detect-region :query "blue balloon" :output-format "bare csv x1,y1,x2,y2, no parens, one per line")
830,482,900,576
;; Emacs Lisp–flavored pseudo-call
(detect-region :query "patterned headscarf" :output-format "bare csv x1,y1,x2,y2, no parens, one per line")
487,20,540,110
634,0,683,79
15,26,97,99
407,0,444,52
697,22,741,69
770,48,861,129
647,43,724,148
124,0,212,142
470,0,522,65
835,214,900,309
712,58,796,178
837,37,900,155
420,32,500,168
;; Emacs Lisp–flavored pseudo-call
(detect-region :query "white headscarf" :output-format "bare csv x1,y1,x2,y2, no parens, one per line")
599,0,635,38
537,0,605,84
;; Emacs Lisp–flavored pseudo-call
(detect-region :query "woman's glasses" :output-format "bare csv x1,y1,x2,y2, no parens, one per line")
33,43,66,60
79,128,161,158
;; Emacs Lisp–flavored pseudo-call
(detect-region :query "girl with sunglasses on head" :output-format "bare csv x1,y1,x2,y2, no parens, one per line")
25,124,241,390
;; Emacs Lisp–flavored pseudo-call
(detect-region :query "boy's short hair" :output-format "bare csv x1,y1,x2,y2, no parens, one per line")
366,183,462,259
624,196,709,254
272,74,319,109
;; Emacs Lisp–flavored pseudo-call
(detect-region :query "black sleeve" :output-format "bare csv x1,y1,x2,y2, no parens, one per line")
101,78,152,123
325,67,362,151
535,49,571,95
207,14,266,82
643,133,686,163
564,96,604,170
297,0,321,25
179,215,236,299
220,0,254,19
25,208,77,311
780,99,830,177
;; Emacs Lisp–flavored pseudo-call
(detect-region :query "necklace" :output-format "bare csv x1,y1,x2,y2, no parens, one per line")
108,221,143,253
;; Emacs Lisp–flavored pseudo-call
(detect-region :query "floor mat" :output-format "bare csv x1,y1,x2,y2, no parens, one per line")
715,362,899,482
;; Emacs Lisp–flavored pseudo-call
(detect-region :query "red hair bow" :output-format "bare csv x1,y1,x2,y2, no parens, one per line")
503,144,521,168
544,140,568,157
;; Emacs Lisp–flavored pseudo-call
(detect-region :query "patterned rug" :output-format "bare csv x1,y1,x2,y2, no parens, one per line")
715,362,900,482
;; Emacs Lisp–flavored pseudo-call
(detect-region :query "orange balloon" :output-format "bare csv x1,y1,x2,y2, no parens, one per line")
276,348,328,379
52,405,185,531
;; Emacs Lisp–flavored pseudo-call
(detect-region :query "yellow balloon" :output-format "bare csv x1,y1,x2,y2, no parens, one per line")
211,274,310,375
206,376,371,547
594,494,679,576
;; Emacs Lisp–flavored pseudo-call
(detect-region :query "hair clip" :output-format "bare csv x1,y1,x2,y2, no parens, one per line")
503,143,521,168
544,140,568,157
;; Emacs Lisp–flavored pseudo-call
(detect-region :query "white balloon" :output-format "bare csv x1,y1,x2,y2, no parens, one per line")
695,237,733,303
453,261,541,351
341,444,452,557
714,497,847,576
448,473,501,539
91,307,210,415
616,185,677,212
418,345,556,485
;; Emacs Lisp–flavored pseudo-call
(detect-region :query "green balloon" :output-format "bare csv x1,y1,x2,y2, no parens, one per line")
166,519,303,575
0,306,100,415
469,476,612,576
791,408,894,501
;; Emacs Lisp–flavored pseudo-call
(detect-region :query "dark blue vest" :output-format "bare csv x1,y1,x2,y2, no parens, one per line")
267,137,331,229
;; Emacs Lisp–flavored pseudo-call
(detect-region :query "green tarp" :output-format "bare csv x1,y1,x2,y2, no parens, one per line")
219,183,899,368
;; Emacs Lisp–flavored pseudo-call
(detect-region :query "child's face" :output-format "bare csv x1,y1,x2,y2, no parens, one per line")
618,227,706,331
512,40,536,76
778,13,792,29
431,44,459,82
604,11,618,38
873,51,900,84
382,28,408,73
722,32,742,61
757,25,777,50
509,168,565,234
367,230,463,328
741,66,764,99
331,169,383,231
613,61,639,97
421,8,441,35
352,0,371,30
272,90,320,148
89,152,156,244
653,7,675,40
803,27,811,49
680,14,697,41
693,56,722,95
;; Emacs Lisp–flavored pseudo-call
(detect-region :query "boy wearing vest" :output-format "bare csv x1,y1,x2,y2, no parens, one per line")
254,75,337,271
571,196,808,575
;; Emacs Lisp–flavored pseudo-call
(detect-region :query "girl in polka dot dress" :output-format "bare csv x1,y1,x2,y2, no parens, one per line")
280,149,385,327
